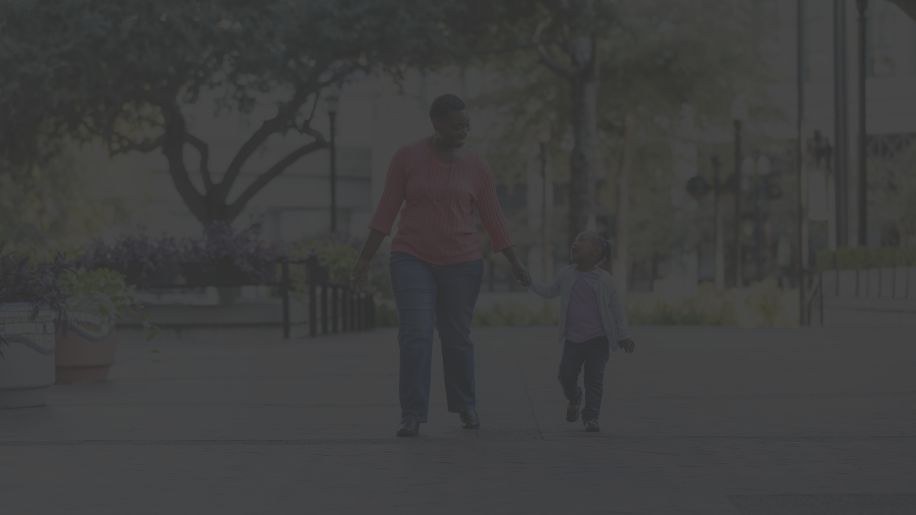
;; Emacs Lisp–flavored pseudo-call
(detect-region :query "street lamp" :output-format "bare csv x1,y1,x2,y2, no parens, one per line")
537,127,551,281
731,95,749,287
749,153,772,280
685,156,726,289
808,130,835,247
324,85,341,234
711,156,725,288
856,0,869,246
833,0,850,247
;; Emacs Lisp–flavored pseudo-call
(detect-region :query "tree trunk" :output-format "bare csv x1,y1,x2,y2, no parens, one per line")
568,73,598,247
160,107,208,224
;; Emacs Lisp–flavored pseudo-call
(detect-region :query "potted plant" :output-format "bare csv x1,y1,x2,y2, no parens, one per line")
55,267,149,384
0,251,67,409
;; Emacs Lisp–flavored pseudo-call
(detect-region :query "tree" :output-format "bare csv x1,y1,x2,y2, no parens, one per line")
466,0,770,285
0,0,456,226
0,152,124,252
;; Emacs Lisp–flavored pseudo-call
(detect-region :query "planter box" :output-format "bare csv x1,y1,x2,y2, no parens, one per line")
55,311,117,384
180,263,271,287
0,303,56,409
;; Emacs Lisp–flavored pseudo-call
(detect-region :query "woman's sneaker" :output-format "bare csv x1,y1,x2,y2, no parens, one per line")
583,419,600,432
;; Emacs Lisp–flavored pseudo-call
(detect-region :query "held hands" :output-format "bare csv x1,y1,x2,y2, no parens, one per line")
619,338,636,354
349,258,370,291
511,262,531,287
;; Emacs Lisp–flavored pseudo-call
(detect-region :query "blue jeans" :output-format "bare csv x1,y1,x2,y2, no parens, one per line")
390,251,483,423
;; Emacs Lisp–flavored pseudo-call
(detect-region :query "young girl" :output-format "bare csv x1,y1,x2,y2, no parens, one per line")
528,231,635,432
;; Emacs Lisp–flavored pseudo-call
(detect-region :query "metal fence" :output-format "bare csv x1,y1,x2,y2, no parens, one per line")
131,255,375,339
808,257,916,326
287,255,375,339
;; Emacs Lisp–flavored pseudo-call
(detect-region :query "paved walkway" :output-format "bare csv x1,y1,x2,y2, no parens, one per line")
2,326,915,514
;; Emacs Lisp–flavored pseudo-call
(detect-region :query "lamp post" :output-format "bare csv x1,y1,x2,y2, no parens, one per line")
538,128,551,282
749,153,772,280
833,0,849,247
808,130,835,248
856,0,868,246
325,87,341,234
685,156,727,288
797,0,808,325
711,156,725,289
731,96,749,287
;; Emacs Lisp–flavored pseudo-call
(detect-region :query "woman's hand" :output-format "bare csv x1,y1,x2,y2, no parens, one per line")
511,262,531,287
349,258,371,290
500,246,531,287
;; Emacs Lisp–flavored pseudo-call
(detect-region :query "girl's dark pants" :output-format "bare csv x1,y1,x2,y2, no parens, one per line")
558,335,610,421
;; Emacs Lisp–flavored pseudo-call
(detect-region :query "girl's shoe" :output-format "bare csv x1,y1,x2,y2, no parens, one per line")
397,417,420,437
566,387,582,422
584,419,600,432
566,401,580,422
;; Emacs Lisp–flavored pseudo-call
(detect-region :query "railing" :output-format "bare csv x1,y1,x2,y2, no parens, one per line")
289,256,376,339
804,273,824,327
820,256,915,301
813,252,916,326
128,254,375,339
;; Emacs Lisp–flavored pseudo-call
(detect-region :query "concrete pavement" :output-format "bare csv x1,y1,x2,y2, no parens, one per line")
1,326,915,514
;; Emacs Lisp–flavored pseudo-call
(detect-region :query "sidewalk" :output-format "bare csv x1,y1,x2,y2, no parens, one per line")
1,326,915,514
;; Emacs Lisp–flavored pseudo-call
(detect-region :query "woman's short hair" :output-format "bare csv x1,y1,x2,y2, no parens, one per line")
429,94,466,119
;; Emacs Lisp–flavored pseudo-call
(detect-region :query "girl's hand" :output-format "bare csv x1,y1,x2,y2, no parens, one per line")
511,263,531,287
349,258,370,290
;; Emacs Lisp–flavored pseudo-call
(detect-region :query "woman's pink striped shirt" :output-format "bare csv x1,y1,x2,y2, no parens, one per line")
369,138,513,265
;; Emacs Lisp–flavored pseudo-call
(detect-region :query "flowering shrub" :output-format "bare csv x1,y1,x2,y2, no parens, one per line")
179,222,283,286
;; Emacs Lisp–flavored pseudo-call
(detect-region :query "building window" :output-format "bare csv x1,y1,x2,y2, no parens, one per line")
866,1,915,78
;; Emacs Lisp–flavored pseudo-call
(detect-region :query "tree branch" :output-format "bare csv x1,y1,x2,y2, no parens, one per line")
221,65,356,195
221,87,311,194
227,140,327,221
159,101,207,222
532,19,576,79
184,132,213,190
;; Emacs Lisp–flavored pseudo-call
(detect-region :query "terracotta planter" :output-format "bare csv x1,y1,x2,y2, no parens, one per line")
55,308,117,384
0,303,56,409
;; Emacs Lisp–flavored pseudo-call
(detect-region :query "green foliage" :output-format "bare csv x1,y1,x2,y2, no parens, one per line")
466,0,772,264
58,266,159,340
817,247,916,271
742,279,787,327
473,302,560,327
59,268,138,320
0,0,464,224
0,251,69,312
289,239,359,284
0,251,70,356
0,154,124,253
287,237,393,299
628,285,737,326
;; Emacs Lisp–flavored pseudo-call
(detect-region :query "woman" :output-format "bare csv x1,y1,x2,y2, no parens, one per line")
350,94,530,437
